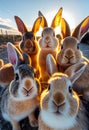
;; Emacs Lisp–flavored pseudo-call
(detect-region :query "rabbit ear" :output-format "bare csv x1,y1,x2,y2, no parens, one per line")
38,11,48,28
79,16,89,37
22,52,31,65
60,18,71,39
51,7,63,28
31,16,42,35
14,16,28,34
66,62,87,84
72,16,89,39
7,42,23,69
7,42,19,68
46,54,58,76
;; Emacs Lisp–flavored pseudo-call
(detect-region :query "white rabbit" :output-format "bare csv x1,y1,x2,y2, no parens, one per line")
1,42,41,130
38,58,88,130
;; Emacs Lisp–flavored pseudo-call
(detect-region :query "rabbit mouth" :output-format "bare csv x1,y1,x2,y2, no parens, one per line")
23,87,34,97
54,111,61,115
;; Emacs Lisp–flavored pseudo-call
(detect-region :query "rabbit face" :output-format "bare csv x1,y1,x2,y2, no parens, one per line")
40,73,79,129
9,64,38,100
39,27,58,50
57,37,82,67
20,32,37,54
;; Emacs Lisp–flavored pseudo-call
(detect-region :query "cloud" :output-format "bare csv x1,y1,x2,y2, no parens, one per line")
0,17,13,27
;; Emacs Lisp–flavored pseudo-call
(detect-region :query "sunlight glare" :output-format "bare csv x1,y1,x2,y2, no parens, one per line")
36,10,76,36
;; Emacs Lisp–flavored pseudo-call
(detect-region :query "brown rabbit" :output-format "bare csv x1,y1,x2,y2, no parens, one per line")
14,16,42,77
1,42,41,130
38,8,62,82
39,59,88,130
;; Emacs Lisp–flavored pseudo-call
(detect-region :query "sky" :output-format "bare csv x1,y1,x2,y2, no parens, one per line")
0,0,89,31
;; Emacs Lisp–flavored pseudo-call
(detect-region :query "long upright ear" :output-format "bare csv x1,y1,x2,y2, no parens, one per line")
51,7,63,28
31,16,42,35
66,62,87,84
14,16,28,34
46,54,58,76
22,52,31,65
72,16,89,39
7,42,23,69
60,18,71,39
38,11,48,28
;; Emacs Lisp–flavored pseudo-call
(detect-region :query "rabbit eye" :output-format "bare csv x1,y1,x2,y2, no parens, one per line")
77,45,79,49
61,45,63,49
53,32,55,37
48,84,51,91
68,86,72,94
15,73,19,81
42,32,43,37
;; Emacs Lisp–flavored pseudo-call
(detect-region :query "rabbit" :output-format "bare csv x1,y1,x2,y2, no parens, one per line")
46,16,89,73
38,8,63,82
14,15,42,78
1,42,41,130
38,59,88,130
0,42,31,88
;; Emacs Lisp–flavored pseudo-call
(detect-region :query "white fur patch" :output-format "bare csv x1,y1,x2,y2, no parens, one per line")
2,113,10,121
40,110,76,129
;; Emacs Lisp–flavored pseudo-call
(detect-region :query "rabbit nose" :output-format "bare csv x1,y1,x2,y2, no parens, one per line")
45,36,50,41
25,39,33,47
24,79,32,90
53,92,65,106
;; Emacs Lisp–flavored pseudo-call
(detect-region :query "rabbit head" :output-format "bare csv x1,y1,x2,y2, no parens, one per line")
39,61,87,130
57,36,83,69
39,27,58,50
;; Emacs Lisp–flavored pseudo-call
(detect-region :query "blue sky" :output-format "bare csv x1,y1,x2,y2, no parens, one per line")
0,0,89,30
